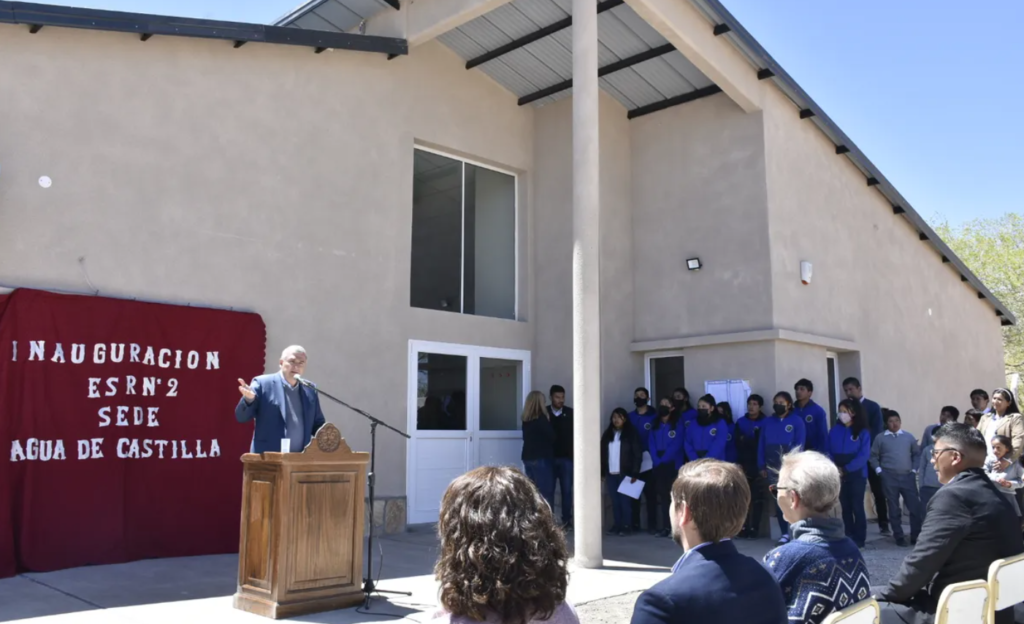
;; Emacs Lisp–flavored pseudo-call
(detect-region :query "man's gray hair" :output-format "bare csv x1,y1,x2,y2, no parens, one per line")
780,450,841,514
280,345,307,359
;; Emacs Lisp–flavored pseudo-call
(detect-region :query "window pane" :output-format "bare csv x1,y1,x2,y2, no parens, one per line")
411,151,463,313
479,358,523,431
417,353,467,431
464,164,515,320
651,356,685,403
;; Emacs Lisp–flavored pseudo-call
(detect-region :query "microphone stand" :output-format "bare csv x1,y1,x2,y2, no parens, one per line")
301,380,412,609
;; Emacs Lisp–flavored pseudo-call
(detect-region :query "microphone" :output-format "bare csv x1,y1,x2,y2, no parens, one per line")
294,374,315,388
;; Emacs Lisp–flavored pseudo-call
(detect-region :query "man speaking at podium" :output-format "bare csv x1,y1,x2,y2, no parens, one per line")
236,345,326,453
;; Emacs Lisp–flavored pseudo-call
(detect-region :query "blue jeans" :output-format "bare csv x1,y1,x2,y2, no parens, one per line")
523,459,555,511
554,458,574,525
881,470,922,540
605,474,633,530
840,475,867,546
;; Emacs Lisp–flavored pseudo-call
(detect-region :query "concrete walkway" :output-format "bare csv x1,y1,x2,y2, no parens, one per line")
1,522,909,624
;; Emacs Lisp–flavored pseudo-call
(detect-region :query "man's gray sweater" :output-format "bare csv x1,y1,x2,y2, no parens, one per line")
870,430,920,474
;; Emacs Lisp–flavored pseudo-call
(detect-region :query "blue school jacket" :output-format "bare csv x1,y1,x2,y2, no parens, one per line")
794,399,828,453
827,424,871,479
649,419,686,470
758,414,806,471
684,419,729,462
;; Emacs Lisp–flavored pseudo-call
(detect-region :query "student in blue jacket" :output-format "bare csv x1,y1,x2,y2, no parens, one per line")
827,398,872,547
793,378,829,453
673,387,698,431
759,391,806,543
716,401,738,463
649,397,685,537
685,395,729,462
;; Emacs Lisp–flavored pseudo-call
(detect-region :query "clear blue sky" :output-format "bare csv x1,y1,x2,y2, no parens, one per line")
47,0,1023,226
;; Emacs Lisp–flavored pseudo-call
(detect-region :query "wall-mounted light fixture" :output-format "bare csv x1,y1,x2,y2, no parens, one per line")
686,258,702,271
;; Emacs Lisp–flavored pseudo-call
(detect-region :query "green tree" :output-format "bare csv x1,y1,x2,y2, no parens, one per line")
934,213,1024,375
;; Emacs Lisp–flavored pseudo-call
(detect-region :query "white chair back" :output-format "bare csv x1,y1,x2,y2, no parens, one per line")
988,553,1024,620
935,580,989,624
820,599,879,624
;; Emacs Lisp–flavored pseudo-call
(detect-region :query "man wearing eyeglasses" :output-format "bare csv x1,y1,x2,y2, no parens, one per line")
875,423,1023,624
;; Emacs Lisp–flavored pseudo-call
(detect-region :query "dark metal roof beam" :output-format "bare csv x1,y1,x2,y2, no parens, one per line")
518,43,674,106
465,0,623,70
0,1,408,56
627,84,722,120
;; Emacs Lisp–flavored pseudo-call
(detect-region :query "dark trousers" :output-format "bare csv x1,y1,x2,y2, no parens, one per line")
652,462,676,531
869,468,889,530
631,469,656,530
840,475,868,546
744,474,768,536
920,486,939,518
882,470,922,540
523,458,555,511
553,458,573,525
605,474,633,530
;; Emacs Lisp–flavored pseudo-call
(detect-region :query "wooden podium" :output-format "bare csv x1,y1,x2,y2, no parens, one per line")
233,423,370,619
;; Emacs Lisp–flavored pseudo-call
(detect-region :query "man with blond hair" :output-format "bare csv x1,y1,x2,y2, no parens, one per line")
631,459,786,624
765,450,870,624
235,345,326,453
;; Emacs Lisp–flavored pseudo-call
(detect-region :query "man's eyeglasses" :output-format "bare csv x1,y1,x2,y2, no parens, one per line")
768,484,794,499
931,447,959,459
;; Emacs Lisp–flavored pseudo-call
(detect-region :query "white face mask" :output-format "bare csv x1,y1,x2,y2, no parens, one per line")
838,412,852,425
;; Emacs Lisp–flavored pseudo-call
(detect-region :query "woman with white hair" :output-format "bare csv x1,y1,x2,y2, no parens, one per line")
765,450,871,624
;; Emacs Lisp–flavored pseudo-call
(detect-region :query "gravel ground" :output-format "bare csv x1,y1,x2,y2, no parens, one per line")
575,526,913,624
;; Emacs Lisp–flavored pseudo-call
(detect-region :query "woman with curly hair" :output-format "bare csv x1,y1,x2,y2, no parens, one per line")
430,466,579,624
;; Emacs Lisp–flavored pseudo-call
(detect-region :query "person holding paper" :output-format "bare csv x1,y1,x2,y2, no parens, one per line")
601,408,644,536
235,345,326,454
628,387,658,533
684,395,728,462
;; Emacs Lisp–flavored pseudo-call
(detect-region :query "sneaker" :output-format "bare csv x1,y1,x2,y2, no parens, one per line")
895,537,908,547
879,527,892,536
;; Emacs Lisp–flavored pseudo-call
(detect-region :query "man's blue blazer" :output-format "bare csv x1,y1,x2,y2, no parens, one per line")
631,540,787,624
235,373,326,453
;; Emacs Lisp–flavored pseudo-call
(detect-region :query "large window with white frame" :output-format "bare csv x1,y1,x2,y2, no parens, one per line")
410,148,517,320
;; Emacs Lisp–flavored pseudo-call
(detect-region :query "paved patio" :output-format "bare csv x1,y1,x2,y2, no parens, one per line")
1,521,910,624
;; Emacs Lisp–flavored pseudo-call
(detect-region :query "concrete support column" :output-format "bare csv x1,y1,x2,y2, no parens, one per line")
571,0,602,569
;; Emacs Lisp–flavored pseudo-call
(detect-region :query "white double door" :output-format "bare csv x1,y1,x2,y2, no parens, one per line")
406,340,530,524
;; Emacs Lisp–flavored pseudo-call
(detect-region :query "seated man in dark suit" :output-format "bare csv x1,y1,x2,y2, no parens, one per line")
876,423,1024,624
631,459,787,624
235,345,326,453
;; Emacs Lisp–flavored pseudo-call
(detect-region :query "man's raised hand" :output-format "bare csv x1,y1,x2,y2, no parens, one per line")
238,378,256,403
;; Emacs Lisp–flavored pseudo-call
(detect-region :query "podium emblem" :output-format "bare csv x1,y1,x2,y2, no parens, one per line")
316,423,343,453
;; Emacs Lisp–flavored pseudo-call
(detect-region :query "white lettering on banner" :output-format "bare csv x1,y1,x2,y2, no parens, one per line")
71,343,85,364
11,340,16,361
51,343,65,363
179,441,194,459
98,407,111,427
97,406,160,428
126,375,137,395
78,439,91,459
167,379,178,397
155,440,168,458
206,352,219,370
110,343,125,363
142,347,155,366
141,440,153,458
116,406,129,426
187,351,199,370
91,438,103,458
174,350,182,369
133,407,144,426
130,343,141,363
158,349,171,369
143,377,156,396
93,344,106,364
10,439,68,462
29,341,45,360
148,407,160,427
88,378,101,398
106,378,118,396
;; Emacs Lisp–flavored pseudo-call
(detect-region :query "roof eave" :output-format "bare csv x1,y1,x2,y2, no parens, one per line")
691,0,1015,326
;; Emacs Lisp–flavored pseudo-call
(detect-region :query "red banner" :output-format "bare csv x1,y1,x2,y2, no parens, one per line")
0,289,266,577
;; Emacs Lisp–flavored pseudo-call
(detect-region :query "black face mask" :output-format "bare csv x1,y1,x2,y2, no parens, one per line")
634,397,647,408
773,404,788,416
657,405,671,417
697,408,714,426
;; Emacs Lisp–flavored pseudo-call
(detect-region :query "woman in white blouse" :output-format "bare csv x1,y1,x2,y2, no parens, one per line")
600,407,644,536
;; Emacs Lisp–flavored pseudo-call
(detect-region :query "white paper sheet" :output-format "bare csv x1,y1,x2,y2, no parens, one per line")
705,379,752,418
640,451,653,473
280,438,290,454
617,477,645,500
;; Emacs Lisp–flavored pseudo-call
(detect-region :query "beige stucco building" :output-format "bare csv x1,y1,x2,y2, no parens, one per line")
0,0,1013,559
